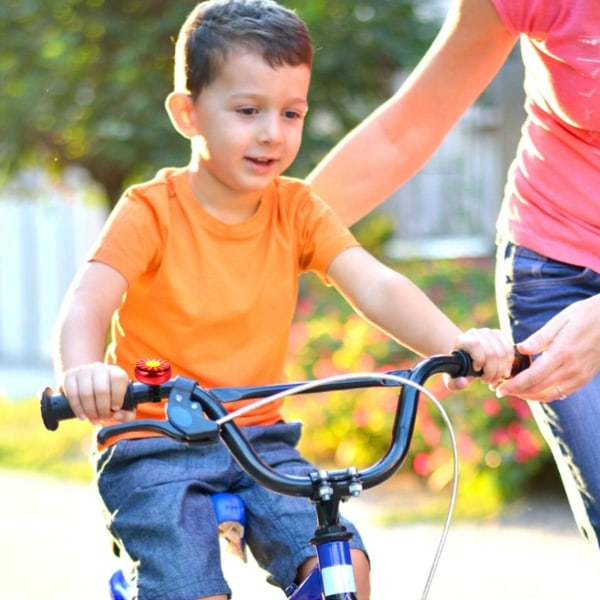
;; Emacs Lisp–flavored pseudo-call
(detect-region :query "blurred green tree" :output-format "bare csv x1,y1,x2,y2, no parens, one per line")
1,0,436,204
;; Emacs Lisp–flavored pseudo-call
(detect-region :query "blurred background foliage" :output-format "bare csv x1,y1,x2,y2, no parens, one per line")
1,0,437,205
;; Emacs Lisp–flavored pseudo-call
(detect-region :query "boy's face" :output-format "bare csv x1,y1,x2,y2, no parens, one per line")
188,48,310,196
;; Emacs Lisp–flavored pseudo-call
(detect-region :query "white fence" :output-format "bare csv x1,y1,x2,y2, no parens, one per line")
382,103,503,259
0,169,107,368
382,56,525,259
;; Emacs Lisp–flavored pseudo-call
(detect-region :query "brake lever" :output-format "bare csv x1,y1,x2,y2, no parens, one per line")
97,375,219,445
97,418,210,445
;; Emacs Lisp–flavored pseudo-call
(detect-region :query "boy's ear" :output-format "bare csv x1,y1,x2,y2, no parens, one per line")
165,92,197,139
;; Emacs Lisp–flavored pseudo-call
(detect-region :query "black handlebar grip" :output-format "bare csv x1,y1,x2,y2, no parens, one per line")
511,350,532,377
40,383,142,431
40,387,75,431
453,347,531,379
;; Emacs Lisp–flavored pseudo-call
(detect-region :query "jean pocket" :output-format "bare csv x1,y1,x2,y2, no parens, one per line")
511,248,594,291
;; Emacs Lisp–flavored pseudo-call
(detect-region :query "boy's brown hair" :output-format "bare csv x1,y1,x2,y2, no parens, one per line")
174,0,313,100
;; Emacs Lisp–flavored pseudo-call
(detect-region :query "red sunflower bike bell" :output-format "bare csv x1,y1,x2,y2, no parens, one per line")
134,358,172,385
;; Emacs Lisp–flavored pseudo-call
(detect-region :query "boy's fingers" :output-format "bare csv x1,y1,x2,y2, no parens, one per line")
62,381,86,421
111,410,136,422
109,367,130,412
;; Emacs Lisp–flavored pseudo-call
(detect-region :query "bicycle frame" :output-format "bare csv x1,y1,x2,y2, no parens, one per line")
41,350,526,599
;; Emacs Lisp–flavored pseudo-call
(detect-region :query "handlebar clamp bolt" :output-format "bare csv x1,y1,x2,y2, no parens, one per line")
347,467,362,497
315,470,333,501
349,483,362,497
319,487,333,501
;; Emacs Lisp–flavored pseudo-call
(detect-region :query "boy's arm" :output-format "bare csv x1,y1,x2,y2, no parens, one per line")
53,260,130,423
307,0,516,226
327,247,513,383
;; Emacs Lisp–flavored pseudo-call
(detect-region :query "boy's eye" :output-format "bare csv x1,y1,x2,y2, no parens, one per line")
234,107,305,119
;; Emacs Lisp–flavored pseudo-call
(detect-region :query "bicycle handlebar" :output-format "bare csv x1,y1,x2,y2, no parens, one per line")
40,349,529,502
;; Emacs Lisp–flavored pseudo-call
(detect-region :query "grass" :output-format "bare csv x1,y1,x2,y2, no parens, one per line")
0,395,96,481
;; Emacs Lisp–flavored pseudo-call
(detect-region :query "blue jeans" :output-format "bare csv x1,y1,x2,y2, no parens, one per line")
496,241,600,547
96,422,367,600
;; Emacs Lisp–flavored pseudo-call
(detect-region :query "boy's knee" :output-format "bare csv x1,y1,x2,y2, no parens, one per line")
351,548,371,599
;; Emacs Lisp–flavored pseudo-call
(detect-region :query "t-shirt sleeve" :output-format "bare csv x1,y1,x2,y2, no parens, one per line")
293,184,360,280
89,188,164,285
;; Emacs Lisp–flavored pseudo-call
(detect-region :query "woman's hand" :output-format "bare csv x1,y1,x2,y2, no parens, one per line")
496,295,600,401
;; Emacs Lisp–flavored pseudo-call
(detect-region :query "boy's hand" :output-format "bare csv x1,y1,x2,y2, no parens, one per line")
60,363,132,424
448,328,514,390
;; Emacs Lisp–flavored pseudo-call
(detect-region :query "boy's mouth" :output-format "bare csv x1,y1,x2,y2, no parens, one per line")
246,156,279,171
248,157,276,165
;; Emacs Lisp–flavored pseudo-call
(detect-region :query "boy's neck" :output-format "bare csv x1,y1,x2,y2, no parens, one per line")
187,167,263,225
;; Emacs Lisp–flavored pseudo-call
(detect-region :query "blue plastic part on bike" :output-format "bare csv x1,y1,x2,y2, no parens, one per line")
109,569,133,600
212,492,246,527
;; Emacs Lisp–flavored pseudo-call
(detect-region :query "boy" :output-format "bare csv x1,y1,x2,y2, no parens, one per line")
54,1,514,598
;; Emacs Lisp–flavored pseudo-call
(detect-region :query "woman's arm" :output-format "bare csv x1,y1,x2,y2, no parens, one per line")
307,0,517,226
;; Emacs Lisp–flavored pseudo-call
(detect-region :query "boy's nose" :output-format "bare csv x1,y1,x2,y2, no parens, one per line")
258,115,283,144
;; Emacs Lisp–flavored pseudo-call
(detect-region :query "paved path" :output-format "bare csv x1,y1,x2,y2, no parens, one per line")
2,469,600,599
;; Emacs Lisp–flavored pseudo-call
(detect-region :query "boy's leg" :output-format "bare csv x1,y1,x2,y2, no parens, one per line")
349,549,371,599
96,437,237,599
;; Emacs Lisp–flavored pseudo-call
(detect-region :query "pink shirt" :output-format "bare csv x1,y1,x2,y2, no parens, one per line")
492,0,600,272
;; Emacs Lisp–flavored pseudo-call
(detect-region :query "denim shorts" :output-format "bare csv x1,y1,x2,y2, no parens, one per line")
96,422,367,600
496,241,600,546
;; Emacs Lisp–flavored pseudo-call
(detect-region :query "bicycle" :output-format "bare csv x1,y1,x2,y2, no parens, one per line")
40,349,527,599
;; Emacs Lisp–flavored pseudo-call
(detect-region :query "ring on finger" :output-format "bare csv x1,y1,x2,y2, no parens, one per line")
555,384,567,400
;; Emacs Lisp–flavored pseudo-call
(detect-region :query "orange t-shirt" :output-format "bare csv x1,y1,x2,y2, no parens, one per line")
90,167,358,434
